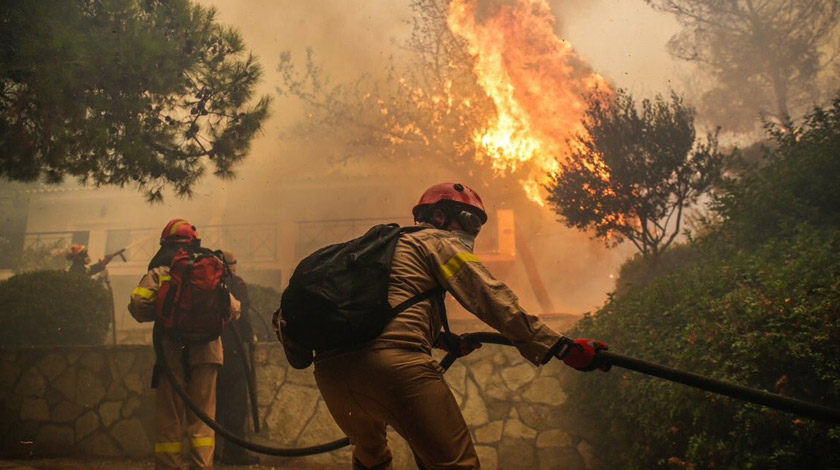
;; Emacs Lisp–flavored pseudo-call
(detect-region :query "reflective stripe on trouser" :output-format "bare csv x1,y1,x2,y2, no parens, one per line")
155,441,182,454
315,347,479,470
155,353,219,470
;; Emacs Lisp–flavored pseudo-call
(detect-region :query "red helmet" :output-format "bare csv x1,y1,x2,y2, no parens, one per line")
412,182,487,224
160,218,200,244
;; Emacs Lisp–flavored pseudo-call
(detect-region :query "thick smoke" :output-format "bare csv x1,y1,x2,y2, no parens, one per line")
11,1,685,317
191,0,670,314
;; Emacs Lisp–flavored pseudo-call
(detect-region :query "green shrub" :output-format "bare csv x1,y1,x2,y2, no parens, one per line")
566,227,840,470
0,270,112,346
244,283,281,342
710,97,840,250
564,97,840,469
615,243,704,296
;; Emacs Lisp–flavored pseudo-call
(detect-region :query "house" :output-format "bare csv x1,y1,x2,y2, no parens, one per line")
1,172,551,344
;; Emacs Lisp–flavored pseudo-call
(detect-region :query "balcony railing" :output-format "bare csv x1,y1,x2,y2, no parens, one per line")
23,231,77,251
105,223,278,263
201,224,277,261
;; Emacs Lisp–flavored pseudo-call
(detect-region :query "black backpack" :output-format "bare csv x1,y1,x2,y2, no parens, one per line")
279,224,444,351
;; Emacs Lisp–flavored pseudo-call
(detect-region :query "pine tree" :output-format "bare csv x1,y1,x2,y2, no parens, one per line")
0,0,271,201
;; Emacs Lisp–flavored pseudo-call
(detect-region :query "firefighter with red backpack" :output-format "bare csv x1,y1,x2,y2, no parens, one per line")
279,183,610,470
129,219,241,470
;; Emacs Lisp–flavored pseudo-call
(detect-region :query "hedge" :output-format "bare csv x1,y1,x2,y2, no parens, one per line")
0,270,112,346
562,97,840,469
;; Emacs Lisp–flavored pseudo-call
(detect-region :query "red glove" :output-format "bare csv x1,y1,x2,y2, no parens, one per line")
434,332,482,358
560,339,611,372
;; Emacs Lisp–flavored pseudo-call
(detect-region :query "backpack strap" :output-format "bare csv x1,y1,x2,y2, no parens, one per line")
431,290,457,353
398,225,431,236
390,286,455,352
389,286,445,315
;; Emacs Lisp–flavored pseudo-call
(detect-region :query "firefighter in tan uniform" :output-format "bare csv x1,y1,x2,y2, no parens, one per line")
281,183,610,470
129,219,241,470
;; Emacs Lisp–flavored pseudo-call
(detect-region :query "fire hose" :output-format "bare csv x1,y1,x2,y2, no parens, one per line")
453,332,840,426
153,326,840,459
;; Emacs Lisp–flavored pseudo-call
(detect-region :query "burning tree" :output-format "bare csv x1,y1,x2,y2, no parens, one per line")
547,89,723,264
277,0,607,206
276,0,493,169
647,0,840,131
0,0,271,202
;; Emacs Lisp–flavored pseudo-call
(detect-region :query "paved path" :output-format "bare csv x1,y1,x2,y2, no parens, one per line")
0,460,153,470
0,459,299,470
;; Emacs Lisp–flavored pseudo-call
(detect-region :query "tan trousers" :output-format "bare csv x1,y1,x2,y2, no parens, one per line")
155,357,219,470
314,347,479,470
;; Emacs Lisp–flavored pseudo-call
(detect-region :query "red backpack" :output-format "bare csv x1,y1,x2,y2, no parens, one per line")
155,247,232,342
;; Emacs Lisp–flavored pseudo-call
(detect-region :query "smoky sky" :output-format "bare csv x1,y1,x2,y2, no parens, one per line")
188,0,687,313
10,1,693,315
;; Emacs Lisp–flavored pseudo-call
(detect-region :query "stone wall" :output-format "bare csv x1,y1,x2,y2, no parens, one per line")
2,323,592,469
254,341,593,470
0,345,156,459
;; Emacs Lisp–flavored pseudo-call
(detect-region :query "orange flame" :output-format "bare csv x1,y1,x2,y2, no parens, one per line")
447,0,610,205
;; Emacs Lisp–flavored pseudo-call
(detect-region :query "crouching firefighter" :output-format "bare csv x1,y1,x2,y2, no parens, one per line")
279,182,610,470
128,219,241,470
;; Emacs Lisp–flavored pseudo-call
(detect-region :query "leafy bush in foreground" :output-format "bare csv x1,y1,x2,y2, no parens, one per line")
566,227,840,469
563,97,840,469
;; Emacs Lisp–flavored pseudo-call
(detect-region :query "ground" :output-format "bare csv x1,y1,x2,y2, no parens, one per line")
0,459,302,470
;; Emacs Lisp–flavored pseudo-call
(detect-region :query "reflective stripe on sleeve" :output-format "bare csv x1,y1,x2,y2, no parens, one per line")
158,275,171,284
191,437,215,448
132,286,156,301
154,441,182,453
439,252,480,280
